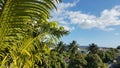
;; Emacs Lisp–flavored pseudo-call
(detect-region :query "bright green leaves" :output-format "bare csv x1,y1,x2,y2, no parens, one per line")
0,0,68,67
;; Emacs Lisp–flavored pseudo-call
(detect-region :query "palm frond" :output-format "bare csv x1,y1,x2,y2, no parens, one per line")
0,0,68,67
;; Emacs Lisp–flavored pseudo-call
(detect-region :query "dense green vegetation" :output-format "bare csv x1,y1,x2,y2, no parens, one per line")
0,0,68,67
50,41,120,68
0,0,120,68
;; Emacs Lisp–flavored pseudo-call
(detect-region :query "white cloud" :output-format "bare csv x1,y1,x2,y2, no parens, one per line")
62,26,75,31
51,0,120,31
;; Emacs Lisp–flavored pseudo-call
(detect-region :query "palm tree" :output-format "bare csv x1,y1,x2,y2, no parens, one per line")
56,41,66,54
88,43,99,54
68,40,79,55
0,0,68,67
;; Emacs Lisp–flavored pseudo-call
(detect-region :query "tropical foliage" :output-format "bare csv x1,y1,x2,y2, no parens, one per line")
0,0,68,67
88,43,99,54
0,0,120,68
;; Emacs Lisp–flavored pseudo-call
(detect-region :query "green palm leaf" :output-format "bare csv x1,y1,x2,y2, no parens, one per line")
0,0,68,67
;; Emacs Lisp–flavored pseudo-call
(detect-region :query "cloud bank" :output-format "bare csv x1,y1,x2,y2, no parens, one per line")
51,0,120,31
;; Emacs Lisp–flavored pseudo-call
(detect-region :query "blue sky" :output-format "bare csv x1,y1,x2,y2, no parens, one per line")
51,0,120,48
